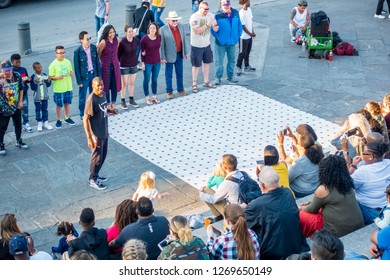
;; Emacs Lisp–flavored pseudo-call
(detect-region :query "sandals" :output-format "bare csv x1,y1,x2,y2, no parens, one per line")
203,81,216,88
152,96,161,104
146,97,153,105
192,82,198,93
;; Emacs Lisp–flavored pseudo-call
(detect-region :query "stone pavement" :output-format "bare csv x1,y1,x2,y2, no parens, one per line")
1,0,389,255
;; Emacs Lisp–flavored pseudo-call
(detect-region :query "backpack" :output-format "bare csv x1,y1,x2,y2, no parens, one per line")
226,171,262,204
332,31,343,49
333,42,356,56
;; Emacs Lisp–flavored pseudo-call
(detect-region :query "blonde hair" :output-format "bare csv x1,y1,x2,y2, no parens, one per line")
137,171,155,190
170,216,193,245
366,101,383,118
383,94,390,111
213,161,227,177
122,239,148,260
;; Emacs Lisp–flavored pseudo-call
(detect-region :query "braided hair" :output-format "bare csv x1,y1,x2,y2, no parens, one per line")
122,239,148,260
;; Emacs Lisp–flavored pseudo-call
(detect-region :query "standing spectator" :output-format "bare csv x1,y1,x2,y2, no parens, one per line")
118,25,139,109
0,213,23,260
0,60,28,156
245,166,309,260
189,1,218,93
74,31,101,120
98,25,121,110
11,54,32,133
211,0,242,85
192,0,203,14
152,0,166,27
134,1,155,61
140,23,162,105
48,45,76,129
67,208,111,260
83,77,118,190
235,0,256,76
95,0,110,36
207,204,260,260
374,0,390,19
369,226,390,260
109,197,170,260
160,11,189,99
289,1,310,42
30,62,53,131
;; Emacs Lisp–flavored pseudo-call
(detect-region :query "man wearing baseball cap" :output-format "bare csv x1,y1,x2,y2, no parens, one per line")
9,235,29,260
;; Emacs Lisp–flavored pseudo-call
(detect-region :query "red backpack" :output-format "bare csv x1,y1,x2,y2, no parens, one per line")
333,42,356,56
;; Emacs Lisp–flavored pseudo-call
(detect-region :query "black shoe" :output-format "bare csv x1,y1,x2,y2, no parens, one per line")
0,143,6,156
97,176,107,183
15,139,28,149
129,99,139,108
206,215,224,224
121,100,128,110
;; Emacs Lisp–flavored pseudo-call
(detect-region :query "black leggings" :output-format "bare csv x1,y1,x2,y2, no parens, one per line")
376,0,390,15
0,109,22,143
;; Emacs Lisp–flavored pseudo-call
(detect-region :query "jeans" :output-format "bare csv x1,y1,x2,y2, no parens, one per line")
34,100,49,122
165,52,184,93
152,6,165,27
143,63,161,97
22,91,29,125
89,137,108,181
358,202,380,225
214,44,236,79
135,32,146,63
192,4,199,14
95,15,105,35
0,109,22,143
78,71,94,117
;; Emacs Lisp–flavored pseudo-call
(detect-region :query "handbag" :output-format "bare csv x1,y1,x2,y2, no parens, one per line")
134,8,148,36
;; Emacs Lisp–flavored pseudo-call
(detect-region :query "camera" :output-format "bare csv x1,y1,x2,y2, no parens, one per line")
345,127,358,137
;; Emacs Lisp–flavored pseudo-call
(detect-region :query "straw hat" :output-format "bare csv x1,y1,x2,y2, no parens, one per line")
166,11,182,20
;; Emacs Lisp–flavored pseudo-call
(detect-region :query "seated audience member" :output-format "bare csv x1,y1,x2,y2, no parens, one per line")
207,204,260,260
367,132,385,143
286,252,311,260
24,232,52,260
365,101,389,142
310,229,345,260
109,197,170,260
357,108,384,135
331,113,371,159
51,221,79,258
374,185,390,229
0,213,23,260
279,133,323,198
122,239,148,260
289,0,310,42
206,160,227,192
256,145,295,198
369,226,390,260
245,166,309,260
159,215,209,260
351,142,390,224
383,93,390,135
199,154,244,222
299,155,364,238
70,249,97,260
8,235,30,260
67,207,111,260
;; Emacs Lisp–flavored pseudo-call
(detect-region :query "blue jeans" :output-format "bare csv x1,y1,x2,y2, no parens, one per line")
22,91,29,125
95,15,105,35
78,71,94,117
358,202,380,225
152,6,165,27
214,44,236,79
192,4,199,14
165,52,184,93
34,100,48,122
143,62,161,97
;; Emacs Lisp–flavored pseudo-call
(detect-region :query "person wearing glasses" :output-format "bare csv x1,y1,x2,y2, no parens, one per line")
74,31,101,120
351,142,390,225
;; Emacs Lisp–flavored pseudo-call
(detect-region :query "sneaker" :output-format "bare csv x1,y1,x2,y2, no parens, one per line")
291,36,296,42
227,77,238,83
97,176,107,183
166,92,174,99
121,100,128,110
43,121,53,130
89,179,106,190
64,117,76,126
37,121,43,132
236,67,242,76
23,123,33,133
15,139,28,149
215,78,222,85
0,143,6,156
389,14,390,18
55,120,62,129
129,99,139,108
374,14,385,19
244,66,256,72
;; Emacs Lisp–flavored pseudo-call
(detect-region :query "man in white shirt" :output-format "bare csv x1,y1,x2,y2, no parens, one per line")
289,0,310,42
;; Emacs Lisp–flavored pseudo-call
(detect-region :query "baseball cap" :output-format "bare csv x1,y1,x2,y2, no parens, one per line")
9,235,28,256
222,1,231,6
1,60,13,72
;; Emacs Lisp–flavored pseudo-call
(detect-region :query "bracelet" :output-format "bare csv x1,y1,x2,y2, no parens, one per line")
105,14,109,16
351,164,357,170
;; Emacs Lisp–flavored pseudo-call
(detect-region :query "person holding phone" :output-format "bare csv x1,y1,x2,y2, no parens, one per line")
206,204,260,260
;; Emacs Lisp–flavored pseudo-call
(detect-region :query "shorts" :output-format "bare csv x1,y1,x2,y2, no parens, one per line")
120,66,138,75
53,91,73,107
191,45,213,67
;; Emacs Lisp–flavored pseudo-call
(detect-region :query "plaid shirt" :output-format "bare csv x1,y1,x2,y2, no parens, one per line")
207,228,261,260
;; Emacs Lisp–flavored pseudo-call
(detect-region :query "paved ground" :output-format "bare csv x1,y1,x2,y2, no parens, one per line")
0,0,389,255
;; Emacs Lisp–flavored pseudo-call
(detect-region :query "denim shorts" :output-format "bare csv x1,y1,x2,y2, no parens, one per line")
53,91,73,107
120,67,138,75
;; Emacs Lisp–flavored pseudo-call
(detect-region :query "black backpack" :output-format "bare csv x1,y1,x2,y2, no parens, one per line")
226,171,262,204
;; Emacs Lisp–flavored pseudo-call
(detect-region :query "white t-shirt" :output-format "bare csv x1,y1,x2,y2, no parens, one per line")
30,251,53,260
189,12,214,48
240,7,253,40
137,188,159,201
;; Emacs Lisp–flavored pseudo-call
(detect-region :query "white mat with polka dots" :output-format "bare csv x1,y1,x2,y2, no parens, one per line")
109,85,340,189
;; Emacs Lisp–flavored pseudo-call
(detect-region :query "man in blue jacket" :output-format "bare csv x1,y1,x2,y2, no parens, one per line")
74,31,101,119
211,0,242,85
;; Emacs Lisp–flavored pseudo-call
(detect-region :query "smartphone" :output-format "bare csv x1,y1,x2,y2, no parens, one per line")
256,159,264,165
158,237,170,251
212,226,222,237
282,129,288,135
345,127,358,137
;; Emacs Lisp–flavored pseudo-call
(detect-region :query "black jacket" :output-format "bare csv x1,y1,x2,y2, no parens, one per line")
133,6,154,34
245,187,309,260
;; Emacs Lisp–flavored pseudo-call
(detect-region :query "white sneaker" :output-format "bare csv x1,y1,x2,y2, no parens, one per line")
43,121,53,130
23,123,33,133
89,179,106,190
374,14,385,19
37,122,43,132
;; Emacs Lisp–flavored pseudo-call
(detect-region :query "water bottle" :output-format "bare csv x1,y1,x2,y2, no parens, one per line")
302,39,306,51
329,50,333,61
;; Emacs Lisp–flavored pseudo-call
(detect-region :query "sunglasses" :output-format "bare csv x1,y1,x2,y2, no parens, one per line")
171,20,178,22
203,8,209,10
362,152,373,156
86,37,92,41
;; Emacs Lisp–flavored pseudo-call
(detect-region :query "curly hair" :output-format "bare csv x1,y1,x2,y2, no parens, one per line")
99,24,116,43
366,101,383,117
114,199,138,232
356,108,383,134
122,239,148,260
318,155,354,196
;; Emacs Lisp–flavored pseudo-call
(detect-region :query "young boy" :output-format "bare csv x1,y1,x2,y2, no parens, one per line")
48,45,76,129
30,62,53,131
11,53,33,132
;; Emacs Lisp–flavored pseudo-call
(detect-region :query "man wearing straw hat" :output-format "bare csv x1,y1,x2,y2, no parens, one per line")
160,11,189,99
